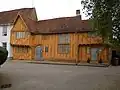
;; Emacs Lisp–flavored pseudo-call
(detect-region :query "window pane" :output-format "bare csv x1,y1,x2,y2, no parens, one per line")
66,34,70,43
15,32,27,39
22,32,23,38
58,34,70,44
16,32,17,38
18,32,20,38
87,47,90,54
2,26,7,36
45,46,49,52
58,45,62,53
66,45,70,53
58,45,70,54
23,32,25,38
17,32,18,38
2,42,7,49
20,32,22,38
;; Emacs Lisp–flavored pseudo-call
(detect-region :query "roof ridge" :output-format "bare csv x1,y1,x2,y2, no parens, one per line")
38,16,77,22
0,8,35,13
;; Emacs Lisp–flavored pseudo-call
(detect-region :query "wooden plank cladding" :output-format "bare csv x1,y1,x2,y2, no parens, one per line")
10,16,31,46
10,13,109,64
78,33,102,45
78,45,109,63
12,46,32,60
11,32,30,45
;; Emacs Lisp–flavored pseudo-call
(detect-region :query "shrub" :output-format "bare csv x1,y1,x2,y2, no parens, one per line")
0,46,8,65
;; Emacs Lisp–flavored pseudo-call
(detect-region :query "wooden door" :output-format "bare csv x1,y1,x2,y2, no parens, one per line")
91,48,99,61
35,46,43,60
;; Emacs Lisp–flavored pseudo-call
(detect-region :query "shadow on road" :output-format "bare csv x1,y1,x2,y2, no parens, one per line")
0,72,12,89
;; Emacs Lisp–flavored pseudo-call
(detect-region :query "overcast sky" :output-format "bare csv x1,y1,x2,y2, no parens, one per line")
0,0,89,20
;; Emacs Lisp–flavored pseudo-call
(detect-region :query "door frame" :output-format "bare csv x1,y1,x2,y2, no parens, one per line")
78,45,103,63
91,48,99,61
90,47,103,61
35,46,43,60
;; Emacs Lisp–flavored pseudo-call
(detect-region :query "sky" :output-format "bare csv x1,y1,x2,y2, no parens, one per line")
0,0,89,20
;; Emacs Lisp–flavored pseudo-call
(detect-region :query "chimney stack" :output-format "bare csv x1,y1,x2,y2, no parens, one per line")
76,9,81,19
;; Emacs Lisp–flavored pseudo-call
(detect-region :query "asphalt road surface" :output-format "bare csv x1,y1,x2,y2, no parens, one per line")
0,61,120,90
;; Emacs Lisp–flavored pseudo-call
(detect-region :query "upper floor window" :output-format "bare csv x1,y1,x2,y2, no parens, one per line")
58,34,70,44
58,34,70,54
2,25,7,36
15,32,28,39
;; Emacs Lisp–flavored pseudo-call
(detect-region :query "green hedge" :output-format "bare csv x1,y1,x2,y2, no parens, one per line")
0,46,8,65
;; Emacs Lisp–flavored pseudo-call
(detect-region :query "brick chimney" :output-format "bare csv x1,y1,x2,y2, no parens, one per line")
76,9,81,19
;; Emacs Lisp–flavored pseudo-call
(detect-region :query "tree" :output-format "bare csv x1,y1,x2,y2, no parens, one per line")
81,0,120,47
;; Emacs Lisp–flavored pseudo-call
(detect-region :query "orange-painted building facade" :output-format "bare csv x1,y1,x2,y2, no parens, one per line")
10,9,110,64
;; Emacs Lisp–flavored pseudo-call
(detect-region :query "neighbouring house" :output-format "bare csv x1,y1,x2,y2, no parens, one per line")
0,8,37,59
10,10,110,64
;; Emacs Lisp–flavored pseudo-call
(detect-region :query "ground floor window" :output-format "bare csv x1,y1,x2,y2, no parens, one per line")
15,46,29,53
2,42,7,49
58,44,70,54
45,46,49,52
86,47,90,54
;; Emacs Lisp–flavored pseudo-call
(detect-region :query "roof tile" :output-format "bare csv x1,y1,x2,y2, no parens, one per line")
0,8,36,25
30,16,91,34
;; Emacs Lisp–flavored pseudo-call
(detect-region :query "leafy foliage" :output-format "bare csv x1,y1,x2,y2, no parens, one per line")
0,46,8,65
81,0,120,47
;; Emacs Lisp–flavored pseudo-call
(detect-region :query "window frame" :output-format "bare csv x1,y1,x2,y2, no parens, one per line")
2,25,7,36
87,47,90,54
45,46,49,53
58,34,70,44
2,42,7,49
57,44,70,54
15,32,28,39
16,46,29,53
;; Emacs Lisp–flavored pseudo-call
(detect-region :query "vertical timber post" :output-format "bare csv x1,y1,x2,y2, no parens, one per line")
75,32,79,65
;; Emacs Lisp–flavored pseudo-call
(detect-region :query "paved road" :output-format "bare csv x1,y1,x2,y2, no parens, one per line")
0,61,120,90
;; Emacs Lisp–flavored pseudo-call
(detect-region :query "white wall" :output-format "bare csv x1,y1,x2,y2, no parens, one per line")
0,25,13,58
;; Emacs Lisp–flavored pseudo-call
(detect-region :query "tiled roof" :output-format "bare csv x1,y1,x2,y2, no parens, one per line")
30,16,91,34
11,8,91,34
0,8,36,25
20,13,37,32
